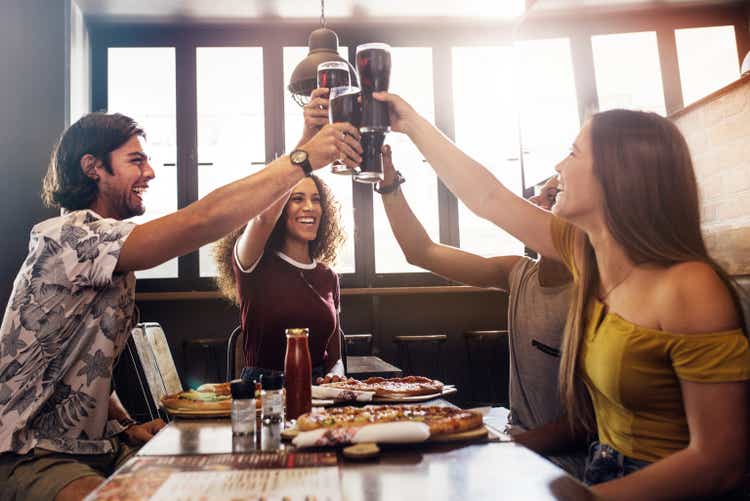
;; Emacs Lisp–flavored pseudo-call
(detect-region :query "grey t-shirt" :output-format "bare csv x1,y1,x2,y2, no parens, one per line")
507,257,571,431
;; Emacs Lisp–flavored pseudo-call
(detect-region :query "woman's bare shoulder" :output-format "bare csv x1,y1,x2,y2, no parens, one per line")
656,261,740,334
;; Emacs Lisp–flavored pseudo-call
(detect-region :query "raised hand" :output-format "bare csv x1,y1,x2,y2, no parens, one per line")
381,144,397,184
302,123,363,170
372,91,418,134
302,88,331,143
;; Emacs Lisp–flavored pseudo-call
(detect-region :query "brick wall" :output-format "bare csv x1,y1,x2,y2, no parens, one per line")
671,75,750,276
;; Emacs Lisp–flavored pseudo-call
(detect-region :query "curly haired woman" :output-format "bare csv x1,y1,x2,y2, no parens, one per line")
214,88,350,382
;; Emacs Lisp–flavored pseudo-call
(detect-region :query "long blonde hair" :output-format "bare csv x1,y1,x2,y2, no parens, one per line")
558,109,747,432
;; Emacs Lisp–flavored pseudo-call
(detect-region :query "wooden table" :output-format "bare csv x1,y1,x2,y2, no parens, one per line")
346,355,403,378
136,408,593,500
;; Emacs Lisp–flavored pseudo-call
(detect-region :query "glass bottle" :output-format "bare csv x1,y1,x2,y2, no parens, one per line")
284,328,312,421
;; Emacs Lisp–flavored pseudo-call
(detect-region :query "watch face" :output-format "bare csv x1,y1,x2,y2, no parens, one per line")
291,150,308,164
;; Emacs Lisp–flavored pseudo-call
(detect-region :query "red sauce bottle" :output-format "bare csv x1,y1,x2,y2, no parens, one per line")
284,328,312,421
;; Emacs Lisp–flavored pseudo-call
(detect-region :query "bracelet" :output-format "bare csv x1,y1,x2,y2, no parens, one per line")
119,418,137,430
374,171,406,195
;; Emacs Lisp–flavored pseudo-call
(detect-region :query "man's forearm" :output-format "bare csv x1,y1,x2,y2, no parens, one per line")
108,391,133,423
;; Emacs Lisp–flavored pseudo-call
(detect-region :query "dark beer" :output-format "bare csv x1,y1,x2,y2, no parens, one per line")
329,86,362,175
317,61,350,89
356,46,391,92
354,131,385,184
329,88,361,127
356,43,391,132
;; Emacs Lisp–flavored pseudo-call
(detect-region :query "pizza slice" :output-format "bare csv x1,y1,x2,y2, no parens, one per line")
297,405,482,436
316,375,444,397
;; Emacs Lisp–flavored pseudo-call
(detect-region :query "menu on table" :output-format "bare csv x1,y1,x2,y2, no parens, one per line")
85,452,340,501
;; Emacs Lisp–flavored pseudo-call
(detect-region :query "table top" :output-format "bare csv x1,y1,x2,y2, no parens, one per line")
137,408,593,501
346,355,403,378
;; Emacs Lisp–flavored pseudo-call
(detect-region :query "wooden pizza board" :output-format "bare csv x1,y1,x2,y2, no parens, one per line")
280,424,489,444
371,386,457,404
427,425,489,443
161,404,231,418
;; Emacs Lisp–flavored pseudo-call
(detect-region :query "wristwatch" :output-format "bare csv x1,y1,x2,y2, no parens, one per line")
290,149,312,176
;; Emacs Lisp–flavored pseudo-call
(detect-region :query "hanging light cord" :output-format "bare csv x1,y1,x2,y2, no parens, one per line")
320,0,327,28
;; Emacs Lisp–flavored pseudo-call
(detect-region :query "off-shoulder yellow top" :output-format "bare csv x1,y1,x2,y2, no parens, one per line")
552,217,750,462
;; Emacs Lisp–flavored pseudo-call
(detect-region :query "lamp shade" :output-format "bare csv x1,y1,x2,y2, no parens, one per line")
288,28,358,105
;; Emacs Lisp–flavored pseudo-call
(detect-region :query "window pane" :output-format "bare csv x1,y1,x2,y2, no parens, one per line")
283,46,355,274
108,47,177,279
592,32,666,115
197,47,265,277
516,38,580,189
676,26,740,106
453,47,524,258
374,47,439,273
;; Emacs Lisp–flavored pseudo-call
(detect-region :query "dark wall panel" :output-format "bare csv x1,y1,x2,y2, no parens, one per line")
0,0,66,311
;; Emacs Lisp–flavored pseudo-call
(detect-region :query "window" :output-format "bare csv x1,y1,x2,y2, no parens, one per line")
515,38,580,189
107,47,177,279
675,25,740,106
592,32,667,115
283,46,355,274
373,47,439,273
452,46,524,258
196,47,266,277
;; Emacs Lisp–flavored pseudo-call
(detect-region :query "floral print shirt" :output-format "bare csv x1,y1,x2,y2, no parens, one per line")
0,210,136,454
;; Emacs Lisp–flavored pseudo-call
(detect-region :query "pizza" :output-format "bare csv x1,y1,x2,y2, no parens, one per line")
296,405,482,436
161,383,232,412
316,375,444,397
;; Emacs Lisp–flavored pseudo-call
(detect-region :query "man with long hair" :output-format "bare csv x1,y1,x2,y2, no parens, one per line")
0,111,361,501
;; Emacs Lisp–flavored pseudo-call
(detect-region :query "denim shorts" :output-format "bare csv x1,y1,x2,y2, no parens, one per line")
583,442,651,485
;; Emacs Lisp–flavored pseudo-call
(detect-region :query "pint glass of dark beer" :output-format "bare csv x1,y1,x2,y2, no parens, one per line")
355,43,391,183
328,86,362,175
317,61,351,89
356,43,391,132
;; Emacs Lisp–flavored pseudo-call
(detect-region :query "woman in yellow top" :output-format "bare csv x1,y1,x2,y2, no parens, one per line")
373,91,749,499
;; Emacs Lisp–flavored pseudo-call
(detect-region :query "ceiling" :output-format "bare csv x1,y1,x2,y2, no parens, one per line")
75,0,743,24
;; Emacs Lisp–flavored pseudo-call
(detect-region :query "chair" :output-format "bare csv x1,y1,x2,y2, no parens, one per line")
226,325,243,381
463,329,509,406
393,334,448,381
118,322,183,422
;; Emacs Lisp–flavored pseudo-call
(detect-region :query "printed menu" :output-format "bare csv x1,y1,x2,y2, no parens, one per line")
85,452,339,501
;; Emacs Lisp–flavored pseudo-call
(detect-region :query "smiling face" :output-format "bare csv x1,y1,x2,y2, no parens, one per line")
283,177,323,243
93,135,155,220
552,122,605,226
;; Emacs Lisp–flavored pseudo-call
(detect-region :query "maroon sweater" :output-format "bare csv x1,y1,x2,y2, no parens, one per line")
233,249,340,371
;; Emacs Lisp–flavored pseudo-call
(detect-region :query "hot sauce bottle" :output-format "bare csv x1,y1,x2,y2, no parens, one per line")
284,328,312,421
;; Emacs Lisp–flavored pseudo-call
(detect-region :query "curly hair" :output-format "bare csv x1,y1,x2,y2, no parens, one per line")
213,174,345,304
42,112,145,210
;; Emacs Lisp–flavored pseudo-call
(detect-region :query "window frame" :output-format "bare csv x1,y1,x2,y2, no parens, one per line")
89,3,747,293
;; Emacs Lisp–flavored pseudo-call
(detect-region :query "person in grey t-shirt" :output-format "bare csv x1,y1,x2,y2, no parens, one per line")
379,147,585,478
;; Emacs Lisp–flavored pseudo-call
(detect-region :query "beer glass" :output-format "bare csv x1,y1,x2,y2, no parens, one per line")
317,61,351,89
356,43,391,132
328,86,362,175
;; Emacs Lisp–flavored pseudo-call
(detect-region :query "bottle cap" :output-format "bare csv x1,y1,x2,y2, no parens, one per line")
230,378,254,399
260,371,284,391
